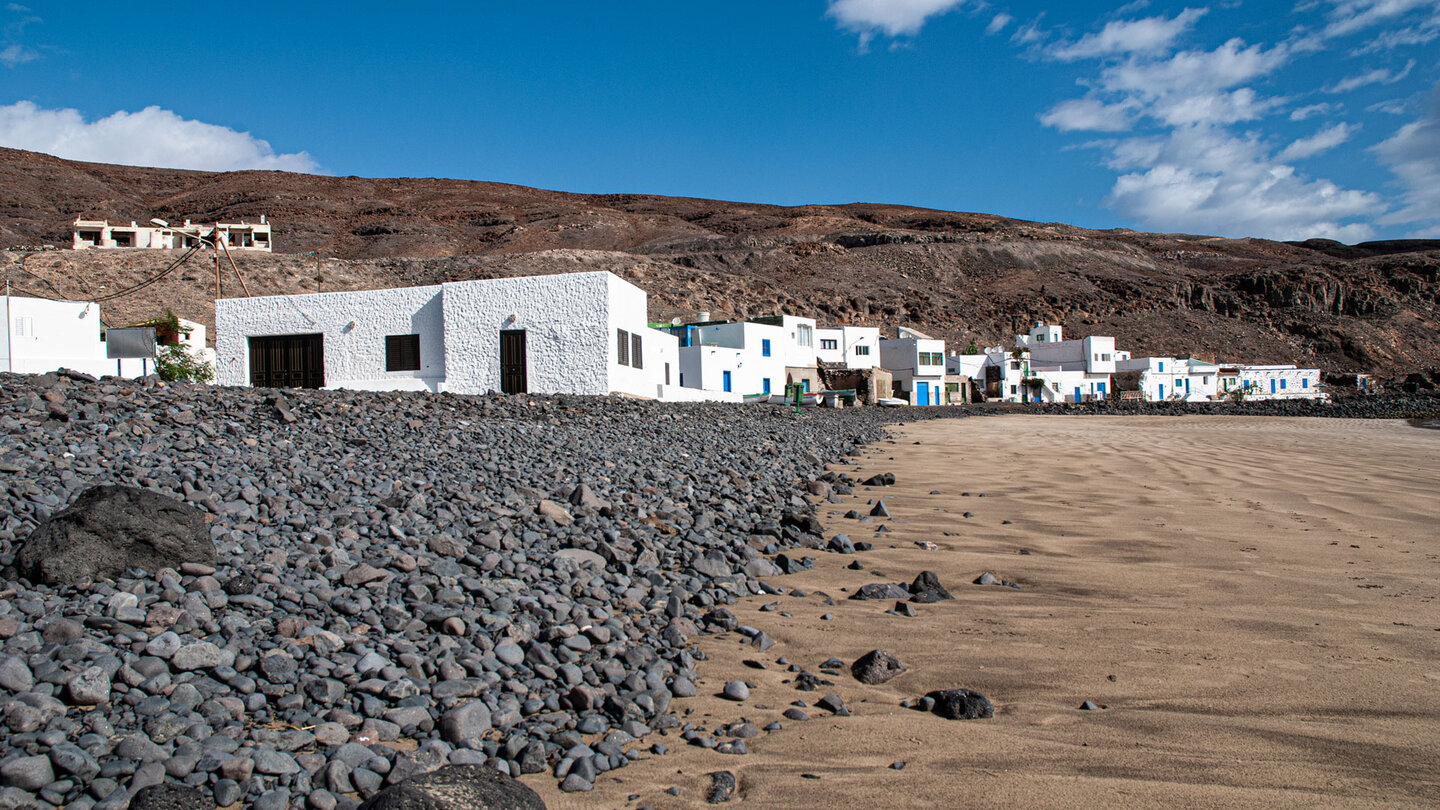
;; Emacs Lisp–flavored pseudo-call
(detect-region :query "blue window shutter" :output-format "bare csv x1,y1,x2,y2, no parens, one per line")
762,339,771,357
762,378,771,393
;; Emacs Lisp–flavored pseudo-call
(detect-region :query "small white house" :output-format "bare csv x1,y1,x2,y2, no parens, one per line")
215,271,684,399
879,327,947,405
2,295,156,378
1223,364,1325,400
74,217,273,252
815,325,880,369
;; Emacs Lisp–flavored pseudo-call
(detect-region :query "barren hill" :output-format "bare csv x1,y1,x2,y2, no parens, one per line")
3,147,1438,378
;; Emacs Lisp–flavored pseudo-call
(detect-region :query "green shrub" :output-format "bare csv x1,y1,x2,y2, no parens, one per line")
156,344,215,383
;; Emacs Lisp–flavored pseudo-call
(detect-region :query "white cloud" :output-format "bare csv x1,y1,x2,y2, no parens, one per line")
1368,98,1412,113
1373,103,1440,230
1323,0,1437,38
1047,8,1208,60
986,13,1012,34
1278,121,1358,160
0,42,34,66
1039,97,1136,131
0,101,320,173
826,0,970,40
1351,16,1440,52
1105,127,1381,240
1326,58,1416,92
1290,102,1336,120
1099,39,1291,99
1011,18,1047,45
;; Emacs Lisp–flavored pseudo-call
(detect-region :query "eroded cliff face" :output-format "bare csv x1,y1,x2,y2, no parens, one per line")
3,147,1437,377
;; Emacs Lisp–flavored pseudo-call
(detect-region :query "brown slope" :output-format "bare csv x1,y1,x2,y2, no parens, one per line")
2,147,1438,378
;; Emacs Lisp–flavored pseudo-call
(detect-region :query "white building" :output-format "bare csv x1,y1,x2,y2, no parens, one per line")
1009,322,1116,403
816,325,880,369
74,217,273,252
1115,356,1224,401
677,320,786,398
2,296,156,378
879,327,947,405
1221,364,1325,400
215,271,689,399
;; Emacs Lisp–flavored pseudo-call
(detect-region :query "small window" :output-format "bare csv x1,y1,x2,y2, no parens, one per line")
15,316,34,336
802,379,810,393
762,377,771,394
762,338,772,357
854,345,869,356
1302,378,1309,389
255,232,269,243
820,338,838,351
1280,379,1287,389
796,325,812,347
1010,361,1020,370
617,329,630,366
1158,362,1165,372
631,333,643,369
1010,384,1017,395
665,363,670,386
385,334,421,371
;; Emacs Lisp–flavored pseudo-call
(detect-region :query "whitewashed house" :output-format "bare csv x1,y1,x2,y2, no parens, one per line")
1114,356,1222,401
2,295,156,378
74,217,273,252
215,271,687,399
1221,364,1325,400
677,320,789,397
815,325,880,370
879,327,947,405
1017,322,1116,402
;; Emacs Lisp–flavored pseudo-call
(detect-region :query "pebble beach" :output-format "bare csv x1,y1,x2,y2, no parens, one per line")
1,373,1437,809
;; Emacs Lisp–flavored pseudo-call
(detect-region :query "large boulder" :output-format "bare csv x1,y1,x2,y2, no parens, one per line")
15,485,213,585
129,783,212,809
357,764,545,810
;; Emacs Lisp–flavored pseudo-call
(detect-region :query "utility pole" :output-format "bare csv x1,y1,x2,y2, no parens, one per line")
214,223,222,300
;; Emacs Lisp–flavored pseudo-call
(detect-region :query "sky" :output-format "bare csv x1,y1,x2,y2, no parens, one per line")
1,1,1438,243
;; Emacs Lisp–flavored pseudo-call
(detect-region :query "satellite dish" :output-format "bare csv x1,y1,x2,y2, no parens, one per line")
149,218,169,228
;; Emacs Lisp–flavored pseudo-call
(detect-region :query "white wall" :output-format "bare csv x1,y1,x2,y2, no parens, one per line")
216,284,447,392
1236,365,1324,400
679,344,784,396
604,274,677,398
2,296,153,378
817,326,879,369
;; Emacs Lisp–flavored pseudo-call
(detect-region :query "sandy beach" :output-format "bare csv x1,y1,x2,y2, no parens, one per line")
533,415,1440,809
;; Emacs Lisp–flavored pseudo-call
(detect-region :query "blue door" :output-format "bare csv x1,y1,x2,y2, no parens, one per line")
1271,379,1277,394
762,377,771,394
723,371,732,392
1097,382,1106,397
1158,383,1164,399
1074,386,1081,402
916,381,930,406
1185,379,1191,394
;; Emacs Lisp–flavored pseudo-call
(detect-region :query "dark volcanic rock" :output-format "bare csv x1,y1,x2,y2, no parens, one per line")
15,485,213,584
356,764,545,809
706,770,736,804
851,650,908,685
129,784,212,810
849,583,910,600
926,689,994,720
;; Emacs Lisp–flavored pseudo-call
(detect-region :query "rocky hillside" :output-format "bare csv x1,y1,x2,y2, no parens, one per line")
3,148,1438,377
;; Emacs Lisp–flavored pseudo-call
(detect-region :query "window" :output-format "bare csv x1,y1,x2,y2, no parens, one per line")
1010,385,1017,395
1280,379,1286,390
1010,361,1020,370
762,338,772,357
796,324,812,347
617,329,630,366
631,333,643,369
112,231,133,247
1302,378,1309,389
14,316,33,336
1158,361,1165,372
854,345,870,356
802,379,810,393
385,334,421,371
820,338,838,351
762,377,771,394
1052,382,1060,391
665,363,670,386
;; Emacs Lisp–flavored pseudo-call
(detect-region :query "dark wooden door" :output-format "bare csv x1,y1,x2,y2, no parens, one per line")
249,334,324,389
500,330,527,394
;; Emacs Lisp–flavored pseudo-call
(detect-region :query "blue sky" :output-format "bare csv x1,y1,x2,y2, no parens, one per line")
2,1,1438,242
